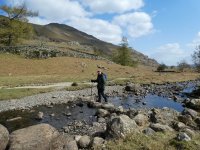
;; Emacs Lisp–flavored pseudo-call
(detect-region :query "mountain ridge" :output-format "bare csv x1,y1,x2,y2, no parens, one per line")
0,15,159,67
32,22,159,67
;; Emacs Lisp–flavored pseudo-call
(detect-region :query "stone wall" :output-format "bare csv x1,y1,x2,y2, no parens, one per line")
0,45,105,60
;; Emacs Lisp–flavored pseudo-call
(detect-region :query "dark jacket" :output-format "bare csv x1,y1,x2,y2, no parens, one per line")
91,73,106,89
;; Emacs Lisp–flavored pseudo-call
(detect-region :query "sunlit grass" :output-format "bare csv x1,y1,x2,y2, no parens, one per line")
0,88,53,100
0,53,199,87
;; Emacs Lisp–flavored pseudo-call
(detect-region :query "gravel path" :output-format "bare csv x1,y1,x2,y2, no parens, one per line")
0,86,124,113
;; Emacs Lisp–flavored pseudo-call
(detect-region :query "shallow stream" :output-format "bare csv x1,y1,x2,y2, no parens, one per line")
0,81,198,133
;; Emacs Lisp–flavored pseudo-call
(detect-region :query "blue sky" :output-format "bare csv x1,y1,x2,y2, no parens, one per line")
1,0,200,66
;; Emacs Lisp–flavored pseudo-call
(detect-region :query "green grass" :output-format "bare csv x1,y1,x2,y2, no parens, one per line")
105,132,200,150
0,53,199,88
0,88,53,100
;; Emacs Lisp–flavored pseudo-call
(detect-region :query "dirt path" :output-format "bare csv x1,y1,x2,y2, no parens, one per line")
0,82,96,89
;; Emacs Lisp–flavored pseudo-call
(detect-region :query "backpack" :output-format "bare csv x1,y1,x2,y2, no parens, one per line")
103,73,107,82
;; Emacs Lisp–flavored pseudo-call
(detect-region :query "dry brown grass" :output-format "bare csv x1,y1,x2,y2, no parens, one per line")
106,132,200,150
0,53,199,87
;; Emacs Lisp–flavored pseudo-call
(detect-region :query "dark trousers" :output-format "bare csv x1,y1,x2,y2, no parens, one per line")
97,88,107,102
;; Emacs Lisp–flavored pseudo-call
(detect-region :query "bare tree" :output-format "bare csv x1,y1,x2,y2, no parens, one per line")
192,45,200,72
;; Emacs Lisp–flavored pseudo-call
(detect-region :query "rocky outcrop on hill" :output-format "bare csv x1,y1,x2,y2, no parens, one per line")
0,45,105,60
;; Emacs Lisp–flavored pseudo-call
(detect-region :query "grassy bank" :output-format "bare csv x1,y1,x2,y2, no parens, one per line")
106,132,200,150
0,53,199,87
0,88,53,100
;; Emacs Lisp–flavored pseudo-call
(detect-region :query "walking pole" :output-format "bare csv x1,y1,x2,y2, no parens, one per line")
91,83,93,96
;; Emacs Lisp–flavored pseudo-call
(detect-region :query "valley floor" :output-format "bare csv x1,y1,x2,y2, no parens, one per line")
0,53,199,100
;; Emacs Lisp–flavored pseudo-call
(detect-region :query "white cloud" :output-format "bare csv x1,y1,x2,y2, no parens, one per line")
82,0,144,14
5,0,154,44
7,0,89,22
113,12,153,38
187,32,200,49
68,17,122,44
149,43,192,65
28,17,52,25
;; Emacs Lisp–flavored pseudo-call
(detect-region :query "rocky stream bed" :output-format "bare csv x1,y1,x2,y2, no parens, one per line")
0,80,200,150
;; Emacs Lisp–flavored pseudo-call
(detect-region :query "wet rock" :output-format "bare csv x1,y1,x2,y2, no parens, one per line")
0,124,9,150
102,103,115,111
64,140,78,150
6,117,22,122
126,109,137,119
66,113,72,117
182,108,198,119
176,132,191,141
96,109,109,117
50,113,55,117
142,102,147,105
76,102,84,107
134,114,148,126
107,114,138,138
78,135,91,148
92,137,105,148
46,105,53,108
98,117,106,123
36,111,44,120
173,95,179,101
117,106,124,113
87,101,102,108
143,127,155,136
150,123,174,132
125,83,144,95
186,99,200,110
9,124,59,150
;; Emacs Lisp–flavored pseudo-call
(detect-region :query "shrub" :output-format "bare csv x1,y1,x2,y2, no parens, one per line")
71,82,78,86
157,64,167,72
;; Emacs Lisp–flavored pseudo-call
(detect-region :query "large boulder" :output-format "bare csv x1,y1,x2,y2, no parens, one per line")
92,137,105,148
96,109,109,118
125,83,145,95
9,124,59,150
107,115,138,138
102,103,115,111
150,123,174,132
0,124,9,150
182,108,198,119
176,132,191,141
78,135,91,149
186,99,200,110
133,114,149,126
150,108,179,125
143,127,155,136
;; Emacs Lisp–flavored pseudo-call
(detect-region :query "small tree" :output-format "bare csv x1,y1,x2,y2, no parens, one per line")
177,60,191,72
0,4,38,45
157,63,167,72
192,45,200,72
113,37,133,66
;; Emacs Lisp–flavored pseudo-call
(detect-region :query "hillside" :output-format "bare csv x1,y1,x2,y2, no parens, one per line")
31,23,158,67
0,15,158,67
